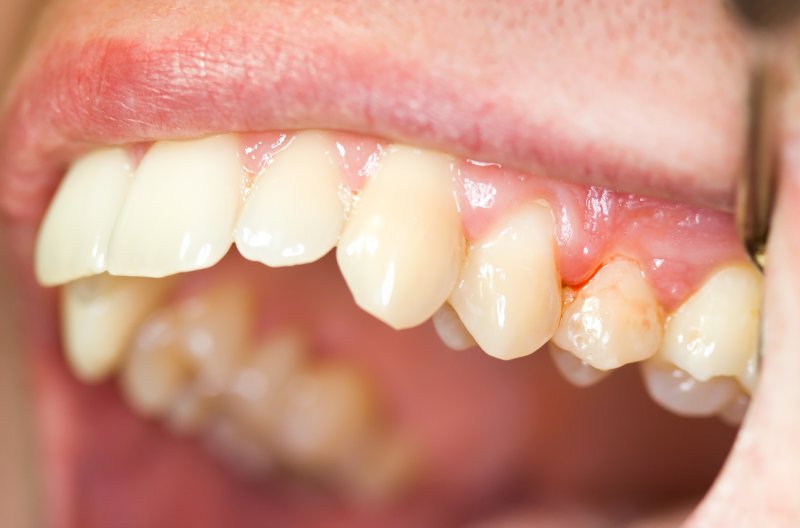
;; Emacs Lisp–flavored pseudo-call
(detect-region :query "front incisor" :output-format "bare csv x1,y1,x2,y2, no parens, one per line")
336,145,465,330
552,257,663,370
449,203,561,360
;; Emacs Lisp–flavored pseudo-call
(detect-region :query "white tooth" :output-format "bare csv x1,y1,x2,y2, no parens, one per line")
659,264,763,382
107,135,242,277
719,393,750,426
235,131,347,266
552,258,663,370
431,304,476,350
641,358,739,417
737,348,759,395
61,273,172,382
35,149,133,286
548,343,609,387
336,145,464,329
449,204,561,360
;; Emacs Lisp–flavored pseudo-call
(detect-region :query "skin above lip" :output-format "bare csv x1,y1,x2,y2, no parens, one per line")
0,0,750,223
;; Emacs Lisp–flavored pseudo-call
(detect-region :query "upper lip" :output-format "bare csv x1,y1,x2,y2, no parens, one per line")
0,2,751,222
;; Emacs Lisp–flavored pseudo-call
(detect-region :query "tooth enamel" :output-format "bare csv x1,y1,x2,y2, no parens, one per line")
737,348,759,395
336,145,464,329
204,418,275,478
61,273,173,382
107,135,242,277
719,393,750,426
35,149,133,286
431,304,476,350
235,131,347,266
551,258,663,370
659,264,763,382
121,280,253,418
641,358,739,417
548,343,609,387
449,204,560,360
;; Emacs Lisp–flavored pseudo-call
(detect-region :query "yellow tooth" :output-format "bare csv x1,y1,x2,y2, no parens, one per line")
552,258,662,370
120,280,253,419
107,135,242,277
548,343,609,387
449,204,560,360
336,145,464,329
659,264,763,382
641,358,739,417
431,304,476,350
61,273,172,382
235,131,347,267
36,149,133,286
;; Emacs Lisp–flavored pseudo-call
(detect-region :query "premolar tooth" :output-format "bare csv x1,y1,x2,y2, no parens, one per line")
61,273,173,382
36,149,133,286
449,204,560,360
552,258,663,370
641,358,739,417
659,264,763,382
107,135,242,277
337,145,464,329
548,343,609,387
431,304,476,351
235,131,347,266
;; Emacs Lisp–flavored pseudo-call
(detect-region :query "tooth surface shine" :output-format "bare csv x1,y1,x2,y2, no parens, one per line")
107,135,242,277
337,145,465,329
235,131,347,267
449,204,561,360
552,258,663,370
35,149,133,286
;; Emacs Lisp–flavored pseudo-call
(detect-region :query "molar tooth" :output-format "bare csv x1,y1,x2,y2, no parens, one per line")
659,264,763,382
36,149,133,286
61,273,173,382
235,131,347,266
552,258,663,370
336,145,464,329
107,135,242,277
449,204,560,360
641,358,739,417
548,343,609,387
431,304,477,351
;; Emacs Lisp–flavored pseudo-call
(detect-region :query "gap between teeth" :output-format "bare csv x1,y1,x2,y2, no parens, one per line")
38,130,762,425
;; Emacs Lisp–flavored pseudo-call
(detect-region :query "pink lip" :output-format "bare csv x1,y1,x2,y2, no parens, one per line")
0,2,750,223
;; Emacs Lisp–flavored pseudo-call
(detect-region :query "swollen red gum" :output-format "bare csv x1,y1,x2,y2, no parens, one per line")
236,130,748,310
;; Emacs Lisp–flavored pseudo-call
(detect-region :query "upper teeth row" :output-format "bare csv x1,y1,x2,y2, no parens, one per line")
36,130,763,419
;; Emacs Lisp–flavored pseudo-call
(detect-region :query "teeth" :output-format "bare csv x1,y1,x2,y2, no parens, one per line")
719,393,750,426
107,135,242,277
659,264,763,382
548,343,609,387
431,304,476,350
449,204,561,360
235,131,347,266
120,280,253,418
35,149,133,286
641,358,739,417
336,145,464,329
61,273,173,382
551,258,663,370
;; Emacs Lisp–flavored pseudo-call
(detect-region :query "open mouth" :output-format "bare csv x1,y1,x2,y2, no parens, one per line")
1,1,795,527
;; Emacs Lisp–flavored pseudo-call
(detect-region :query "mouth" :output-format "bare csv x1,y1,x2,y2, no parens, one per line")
0,1,772,526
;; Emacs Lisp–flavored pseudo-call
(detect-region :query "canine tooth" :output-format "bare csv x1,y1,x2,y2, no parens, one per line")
337,145,464,329
659,264,763,382
431,304,476,350
235,131,347,266
719,393,750,426
449,204,560,360
274,365,377,471
107,135,242,277
121,280,253,418
61,273,172,382
548,343,609,387
641,359,739,417
737,349,759,395
552,258,662,370
36,149,133,286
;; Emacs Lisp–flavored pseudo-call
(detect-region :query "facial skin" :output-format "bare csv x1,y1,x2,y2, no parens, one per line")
0,1,798,526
